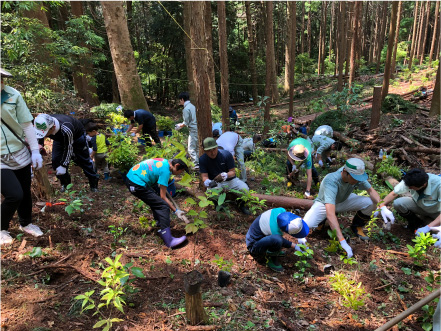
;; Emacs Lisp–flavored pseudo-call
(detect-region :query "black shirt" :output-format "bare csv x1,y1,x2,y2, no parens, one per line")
199,149,236,180
132,109,156,128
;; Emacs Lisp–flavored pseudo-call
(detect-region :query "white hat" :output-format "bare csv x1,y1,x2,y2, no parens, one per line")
34,114,55,139
344,158,368,181
288,144,309,161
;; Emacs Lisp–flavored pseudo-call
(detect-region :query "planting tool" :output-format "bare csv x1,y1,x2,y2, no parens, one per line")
40,202,66,213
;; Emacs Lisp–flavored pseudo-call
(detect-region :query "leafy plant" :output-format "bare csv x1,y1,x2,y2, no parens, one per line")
58,183,84,216
90,103,122,119
232,189,266,215
376,156,402,178
156,115,175,131
108,225,128,249
204,188,233,220
24,247,44,258
183,197,209,234
211,254,233,272
407,233,437,266
138,216,156,229
324,229,341,254
329,272,368,310
107,134,138,173
293,244,314,281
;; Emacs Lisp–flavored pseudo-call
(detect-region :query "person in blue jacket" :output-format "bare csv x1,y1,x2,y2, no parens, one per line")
246,208,309,272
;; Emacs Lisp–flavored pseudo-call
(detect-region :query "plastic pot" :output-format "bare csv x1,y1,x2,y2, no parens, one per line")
218,270,231,287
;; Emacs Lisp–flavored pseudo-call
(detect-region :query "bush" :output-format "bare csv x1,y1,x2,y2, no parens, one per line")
381,94,418,114
310,110,348,133
156,115,174,131
91,103,122,118
107,134,139,173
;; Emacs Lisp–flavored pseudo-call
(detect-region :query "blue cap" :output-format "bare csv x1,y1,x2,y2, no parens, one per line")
277,212,309,238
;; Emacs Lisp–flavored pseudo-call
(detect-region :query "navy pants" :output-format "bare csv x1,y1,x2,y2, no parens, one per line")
126,179,170,229
244,150,253,161
52,135,98,188
286,159,319,185
1,165,32,230
248,234,284,257
142,124,161,146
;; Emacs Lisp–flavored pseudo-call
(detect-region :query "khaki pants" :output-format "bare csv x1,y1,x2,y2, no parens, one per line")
94,153,109,174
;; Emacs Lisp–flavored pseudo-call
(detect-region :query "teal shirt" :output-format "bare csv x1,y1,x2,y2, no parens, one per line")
312,135,335,155
1,85,33,155
287,137,313,169
394,174,441,214
316,167,371,205
126,158,171,187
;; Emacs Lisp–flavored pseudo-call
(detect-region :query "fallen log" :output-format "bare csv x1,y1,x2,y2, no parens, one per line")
253,194,314,210
412,133,440,146
403,147,440,154
333,131,363,150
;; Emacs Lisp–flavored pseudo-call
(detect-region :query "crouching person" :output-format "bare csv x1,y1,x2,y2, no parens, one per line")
246,208,309,272
126,158,189,248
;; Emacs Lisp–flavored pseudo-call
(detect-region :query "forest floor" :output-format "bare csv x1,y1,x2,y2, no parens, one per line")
1,68,440,331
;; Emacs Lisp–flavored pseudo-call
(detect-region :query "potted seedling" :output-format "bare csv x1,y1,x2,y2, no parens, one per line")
107,134,139,182
156,115,175,137
211,254,233,287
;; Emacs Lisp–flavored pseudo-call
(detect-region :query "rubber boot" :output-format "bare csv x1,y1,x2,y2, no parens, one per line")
104,172,111,181
351,211,370,241
398,210,423,232
159,227,187,248
265,255,284,272
237,201,251,215
89,176,99,193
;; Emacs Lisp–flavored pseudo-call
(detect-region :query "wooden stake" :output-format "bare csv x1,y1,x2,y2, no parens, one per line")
184,270,208,326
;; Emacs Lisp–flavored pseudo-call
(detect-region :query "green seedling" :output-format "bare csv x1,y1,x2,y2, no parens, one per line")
183,197,208,234
293,245,314,281
329,272,368,310
108,225,128,248
211,254,233,272
138,216,156,229
407,232,437,266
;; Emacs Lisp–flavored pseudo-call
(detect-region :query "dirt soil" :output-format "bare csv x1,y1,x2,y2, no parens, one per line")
1,72,440,331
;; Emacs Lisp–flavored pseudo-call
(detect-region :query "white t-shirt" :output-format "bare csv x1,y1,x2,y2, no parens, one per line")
216,131,239,156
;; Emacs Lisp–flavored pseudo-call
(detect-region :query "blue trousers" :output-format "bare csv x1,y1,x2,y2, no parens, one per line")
248,234,284,257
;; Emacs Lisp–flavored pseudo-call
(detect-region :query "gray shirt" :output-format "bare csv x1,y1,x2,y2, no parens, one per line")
182,101,197,131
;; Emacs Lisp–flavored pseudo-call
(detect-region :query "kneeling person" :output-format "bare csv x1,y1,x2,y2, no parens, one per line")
246,208,309,272
126,158,189,248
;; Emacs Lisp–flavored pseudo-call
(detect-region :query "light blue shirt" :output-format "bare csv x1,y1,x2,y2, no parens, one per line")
183,101,197,131
212,122,222,135
312,135,335,155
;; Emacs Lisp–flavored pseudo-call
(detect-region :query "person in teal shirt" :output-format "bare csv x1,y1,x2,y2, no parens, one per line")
286,137,319,199
126,158,189,248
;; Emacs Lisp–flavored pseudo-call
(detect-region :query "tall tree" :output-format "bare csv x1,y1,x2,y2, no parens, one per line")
265,2,278,103
415,1,426,62
245,2,258,105
408,1,420,69
317,1,327,75
204,3,217,105
287,2,296,118
189,1,212,152
429,64,440,117
428,1,440,67
217,1,230,132
301,2,305,54
348,1,362,91
375,2,388,74
263,1,274,135
381,1,398,102
70,1,99,106
391,1,402,77
306,1,312,56
337,1,346,92
419,0,431,65
183,2,195,98
101,1,148,110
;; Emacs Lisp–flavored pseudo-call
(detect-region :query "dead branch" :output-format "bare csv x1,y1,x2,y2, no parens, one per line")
404,147,440,154
186,326,217,331
38,264,98,282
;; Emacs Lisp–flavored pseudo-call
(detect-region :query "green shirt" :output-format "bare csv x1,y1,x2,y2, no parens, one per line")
394,174,441,214
287,137,313,169
1,85,33,155
316,167,371,205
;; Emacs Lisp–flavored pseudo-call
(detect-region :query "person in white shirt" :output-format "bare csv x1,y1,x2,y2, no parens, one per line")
243,134,262,161
216,131,247,182
175,92,198,168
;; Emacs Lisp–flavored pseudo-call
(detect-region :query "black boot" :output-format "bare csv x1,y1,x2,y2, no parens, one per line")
89,175,99,192
398,211,423,232
351,211,370,241
237,201,251,215
57,173,71,193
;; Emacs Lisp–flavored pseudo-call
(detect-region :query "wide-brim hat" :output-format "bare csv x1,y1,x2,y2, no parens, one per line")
344,158,368,181
288,144,309,161
0,68,13,78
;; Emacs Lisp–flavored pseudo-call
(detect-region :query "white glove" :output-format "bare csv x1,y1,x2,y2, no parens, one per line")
380,206,395,224
175,123,183,131
429,226,441,233
204,179,212,187
298,238,308,245
31,150,43,170
415,225,431,236
340,239,353,258
220,172,228,181
89,148,93,155
130,132,136,137
318,160,324,167
292,164,297,172
175,210,189,224
304,191,311,198
433,233,441,247
294,238,308,252
56,166,66,175
373,210,380,218
434,240,441,248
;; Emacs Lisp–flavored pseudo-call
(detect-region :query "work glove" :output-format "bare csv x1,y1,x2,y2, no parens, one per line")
175,123,183,131
340,239,353,258
89,148,93,156
220,172,228,181
304,191,313,200
175,209,189,224
204,179,213,187
432,232,441,247
31,150,43,170
318,160,324,167
380,206,395,224
292,164,297,172
415,225,431,236
56,166,67,176
130,132,136,137
294,238,308,252
429,226,441,233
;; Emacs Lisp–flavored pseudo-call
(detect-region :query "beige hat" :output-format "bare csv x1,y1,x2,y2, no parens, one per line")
288,144,309,161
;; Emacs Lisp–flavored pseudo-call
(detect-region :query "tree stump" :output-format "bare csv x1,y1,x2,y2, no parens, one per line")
33,167,53,199
184,270,208,326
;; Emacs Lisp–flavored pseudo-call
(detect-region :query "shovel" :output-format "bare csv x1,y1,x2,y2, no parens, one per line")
40,202,66,213
166,191,189,224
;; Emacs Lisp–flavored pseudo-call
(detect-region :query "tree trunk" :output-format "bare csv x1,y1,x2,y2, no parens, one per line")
204,3,217,105
284,2,292,91
408,1,420,69
70,1,100,106
33,168,53,200
253,194,314,210
317,2,327,75
329,1,334,66
301,2,305,54
429,65,440,117
264,1,274,135
337,1,346,92
265,2,278,104
381,1,398,102
369,86,383,130
375,2,389,74
415,1,426,62
369,2,381,63
245,2,258,105
184,271,208,326
101,1,148,110
419,1,431,65
348,1,362,91
183,2,195,98
288,1,296,118
306,1,312,57
218,1,230,132
391,1,402,77
428,1,440,67
344,2,354,85
190,1,212,154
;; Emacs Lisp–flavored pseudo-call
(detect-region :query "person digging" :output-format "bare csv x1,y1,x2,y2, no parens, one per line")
246,208,309,272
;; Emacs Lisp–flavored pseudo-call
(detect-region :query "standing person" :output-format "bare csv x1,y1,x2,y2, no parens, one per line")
126,158,189,248
378,169,440,233
123,109,161,146
199,137,251,214
286,137,319,199
216,131,247,182
298,158,380,257
246,208,309,272
243,134,262,161
1,68,44,244
84,122,111,181
311,135,343,168
229,106,238,131
175,92,199,169
34,114,99,192
314,124,334,138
